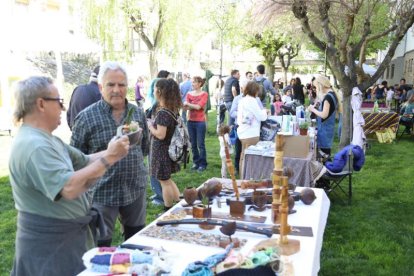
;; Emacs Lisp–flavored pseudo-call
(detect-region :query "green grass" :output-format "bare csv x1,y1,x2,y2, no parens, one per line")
1,112,414,275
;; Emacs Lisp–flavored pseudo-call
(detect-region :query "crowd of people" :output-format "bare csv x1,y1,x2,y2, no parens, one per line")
8,58,413,275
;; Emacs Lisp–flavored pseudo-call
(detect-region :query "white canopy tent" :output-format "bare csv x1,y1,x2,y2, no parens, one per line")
344,62,377,76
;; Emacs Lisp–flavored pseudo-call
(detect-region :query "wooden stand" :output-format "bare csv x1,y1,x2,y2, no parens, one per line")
271,135,300,255
223,135,246,217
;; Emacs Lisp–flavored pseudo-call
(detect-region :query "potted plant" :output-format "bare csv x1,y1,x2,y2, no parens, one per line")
192,191,215,230
299,122,309,136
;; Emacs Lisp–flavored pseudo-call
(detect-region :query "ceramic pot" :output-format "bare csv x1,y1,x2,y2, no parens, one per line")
252,190,267,209
183,187,198,205
299,128,308,136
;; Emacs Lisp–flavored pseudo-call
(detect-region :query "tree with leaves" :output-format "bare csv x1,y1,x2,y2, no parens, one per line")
277,42,300,85
260,0,414,147
245,29,285,83
122,0,167,78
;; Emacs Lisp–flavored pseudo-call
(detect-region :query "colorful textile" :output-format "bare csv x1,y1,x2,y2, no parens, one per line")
182,244,233,276
362,112,399,135
86,247,154,274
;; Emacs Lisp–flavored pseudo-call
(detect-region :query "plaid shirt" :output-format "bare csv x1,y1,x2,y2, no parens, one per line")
70,99,149,206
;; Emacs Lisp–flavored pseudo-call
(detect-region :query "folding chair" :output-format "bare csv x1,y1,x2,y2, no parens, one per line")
320,148,353,205
396,114,414,139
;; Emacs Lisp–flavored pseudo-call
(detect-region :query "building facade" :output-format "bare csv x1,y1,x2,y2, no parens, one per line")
380,26,414,86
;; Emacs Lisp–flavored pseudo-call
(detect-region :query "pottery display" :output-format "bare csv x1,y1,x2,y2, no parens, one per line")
183,187,198,205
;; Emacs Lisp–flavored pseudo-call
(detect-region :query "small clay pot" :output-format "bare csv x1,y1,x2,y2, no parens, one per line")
192,205,214,230
183,187,198,205
202,180,222,199
288,196,295,213
192,204,211,218
299,128,308,136
252,190,268,209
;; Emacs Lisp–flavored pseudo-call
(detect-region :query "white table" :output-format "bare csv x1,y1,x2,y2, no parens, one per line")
79,185,330,276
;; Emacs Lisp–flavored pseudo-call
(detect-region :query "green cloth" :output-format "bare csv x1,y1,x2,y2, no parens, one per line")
9,124,90,220
203,69,214,113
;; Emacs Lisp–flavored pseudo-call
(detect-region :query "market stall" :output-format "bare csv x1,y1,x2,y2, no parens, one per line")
79,178,330,276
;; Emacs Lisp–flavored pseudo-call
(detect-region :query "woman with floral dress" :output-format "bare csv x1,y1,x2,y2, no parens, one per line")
148,79,182,210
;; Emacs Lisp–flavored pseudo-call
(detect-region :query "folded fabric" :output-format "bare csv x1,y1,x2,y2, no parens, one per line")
182,244,234,276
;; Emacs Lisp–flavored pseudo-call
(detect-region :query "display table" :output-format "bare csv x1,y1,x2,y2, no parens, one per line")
79,182,330,276
362,112,400,135
243,149,315,187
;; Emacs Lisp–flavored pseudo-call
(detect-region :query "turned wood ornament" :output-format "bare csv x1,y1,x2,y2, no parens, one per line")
222,135,245,217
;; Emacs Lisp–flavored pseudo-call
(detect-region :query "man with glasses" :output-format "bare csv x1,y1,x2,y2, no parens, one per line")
71,61,150,247
9,76,130,275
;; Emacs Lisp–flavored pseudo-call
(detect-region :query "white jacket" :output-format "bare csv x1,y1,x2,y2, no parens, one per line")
236,95,267,139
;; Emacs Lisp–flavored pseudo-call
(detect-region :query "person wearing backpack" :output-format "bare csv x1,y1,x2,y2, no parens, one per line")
147,79,182,210
184,76,209,172
254,64,276,106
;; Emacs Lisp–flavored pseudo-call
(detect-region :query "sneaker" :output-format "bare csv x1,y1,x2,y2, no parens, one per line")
197,166,206,173
151,198,164,206
191,164,199,171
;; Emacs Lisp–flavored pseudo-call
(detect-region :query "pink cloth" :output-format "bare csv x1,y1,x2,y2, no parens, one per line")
111,253,131,264
273,101,283,115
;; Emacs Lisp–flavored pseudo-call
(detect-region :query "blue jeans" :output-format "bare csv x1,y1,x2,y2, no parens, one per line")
150,176,164,203
187,121,207,168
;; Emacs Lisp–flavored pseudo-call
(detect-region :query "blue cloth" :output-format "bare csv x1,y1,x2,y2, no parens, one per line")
182,244,233,276
91,254,112,265
326,145,365,172
180,80,192,102
187,121,207,168
317,92,337,149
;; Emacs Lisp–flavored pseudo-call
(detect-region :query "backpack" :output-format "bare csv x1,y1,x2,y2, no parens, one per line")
255,78,267,103
160,109,191,168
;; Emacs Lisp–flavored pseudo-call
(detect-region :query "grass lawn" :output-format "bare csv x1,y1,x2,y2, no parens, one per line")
0,112,413,275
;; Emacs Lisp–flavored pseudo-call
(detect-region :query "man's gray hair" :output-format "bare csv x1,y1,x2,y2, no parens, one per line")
13,76,53,124
98,61,128,85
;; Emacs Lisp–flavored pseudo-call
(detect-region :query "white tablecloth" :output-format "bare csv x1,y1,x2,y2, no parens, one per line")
79,187,330,276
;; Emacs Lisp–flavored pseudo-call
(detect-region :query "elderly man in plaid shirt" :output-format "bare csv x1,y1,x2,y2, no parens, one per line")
71,61,150,246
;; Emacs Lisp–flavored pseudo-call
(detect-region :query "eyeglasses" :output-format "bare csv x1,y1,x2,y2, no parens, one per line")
42,97,65,109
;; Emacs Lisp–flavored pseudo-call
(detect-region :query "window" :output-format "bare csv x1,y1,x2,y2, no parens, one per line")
386,66,389,79
391,64,395,79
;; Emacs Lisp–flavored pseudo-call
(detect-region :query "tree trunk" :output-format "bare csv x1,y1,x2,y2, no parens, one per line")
267,63,275,83
149,51,158,79
265,57,276,85
282,67,288,86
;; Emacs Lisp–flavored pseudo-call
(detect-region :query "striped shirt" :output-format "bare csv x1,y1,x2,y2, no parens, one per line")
70,99,149,206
